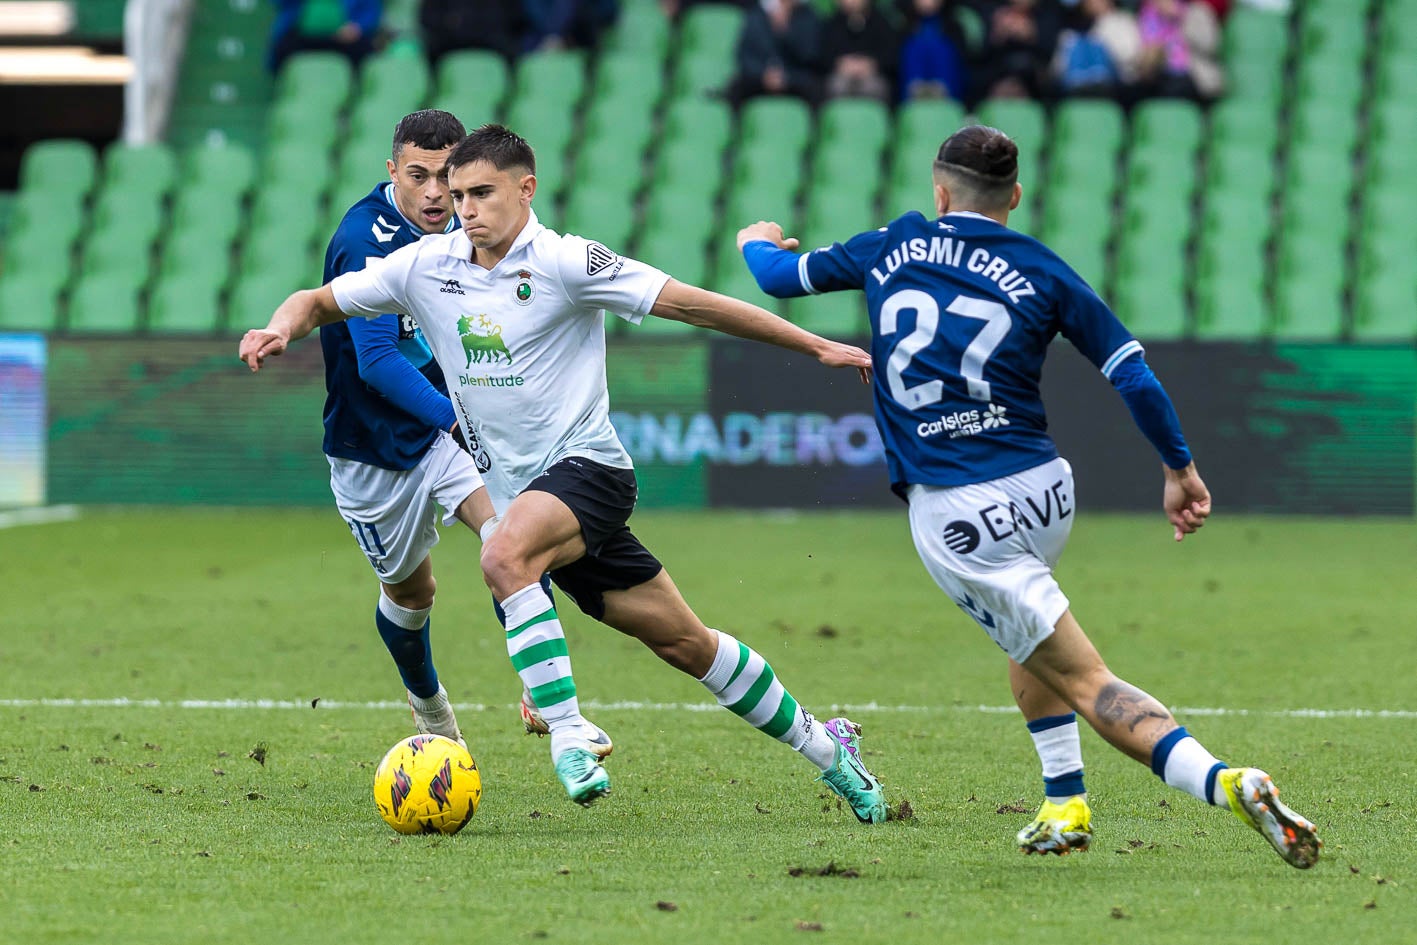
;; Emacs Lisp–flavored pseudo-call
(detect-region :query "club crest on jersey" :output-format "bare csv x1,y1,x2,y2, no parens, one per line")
514,269,534,305
457,314,513,366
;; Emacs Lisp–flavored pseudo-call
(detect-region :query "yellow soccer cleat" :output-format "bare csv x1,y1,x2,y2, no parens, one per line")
1219,767,1321,869
1017,795,1093,855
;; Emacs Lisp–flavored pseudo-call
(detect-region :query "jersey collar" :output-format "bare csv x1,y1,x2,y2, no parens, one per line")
450,208,546,270
943,210,1002,226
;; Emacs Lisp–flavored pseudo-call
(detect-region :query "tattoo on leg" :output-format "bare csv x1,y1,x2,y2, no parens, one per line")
1095,681,1171,733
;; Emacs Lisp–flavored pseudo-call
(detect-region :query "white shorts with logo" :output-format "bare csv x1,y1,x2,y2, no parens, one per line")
328,432,485,585
907,457,1075,664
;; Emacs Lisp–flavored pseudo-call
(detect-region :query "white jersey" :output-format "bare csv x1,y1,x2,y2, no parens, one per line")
330,210,671,509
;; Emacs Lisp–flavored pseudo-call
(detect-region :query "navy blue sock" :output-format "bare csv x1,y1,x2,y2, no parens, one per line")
376,606,439,699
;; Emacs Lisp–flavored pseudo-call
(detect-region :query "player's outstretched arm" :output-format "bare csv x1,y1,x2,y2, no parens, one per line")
1163,462,1211,542
649,279,871,381
239,285,347,372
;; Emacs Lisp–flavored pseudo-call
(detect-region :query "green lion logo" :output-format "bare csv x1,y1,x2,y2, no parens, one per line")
457,314,513,366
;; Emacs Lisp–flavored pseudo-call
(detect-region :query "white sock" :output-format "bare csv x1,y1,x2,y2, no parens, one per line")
699,629,836,770
1153,728,1228,805
1026,713,1086,803
502,583,581,733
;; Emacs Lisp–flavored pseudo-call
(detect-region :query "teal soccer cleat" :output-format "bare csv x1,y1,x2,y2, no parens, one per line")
819,718,888,824
554,747,611,807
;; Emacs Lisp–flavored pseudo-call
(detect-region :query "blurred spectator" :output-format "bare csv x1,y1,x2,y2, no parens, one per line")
268,0,381,73
1193,0,1230,21
1051,0,1140,97
974,0,1062,100
419,0,524,63
724,0,824,106
897,0,971,102
523,0,621,52
822,0,902,102
1135,0,1222,100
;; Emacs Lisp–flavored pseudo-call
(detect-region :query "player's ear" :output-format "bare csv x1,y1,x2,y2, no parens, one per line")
1009,182,1022,211
934,181,950,216
520,172,536,205
386,158,397,181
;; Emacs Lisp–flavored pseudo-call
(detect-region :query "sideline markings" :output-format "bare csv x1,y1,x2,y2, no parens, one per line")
0,697,1413,720
0,505,80,530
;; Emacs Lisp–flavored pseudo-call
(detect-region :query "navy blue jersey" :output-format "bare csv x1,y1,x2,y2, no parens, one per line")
801,211,1141,493
320,183,455,470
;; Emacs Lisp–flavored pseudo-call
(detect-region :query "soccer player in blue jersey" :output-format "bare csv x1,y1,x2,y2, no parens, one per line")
736,124,1321,868
320,109,609,758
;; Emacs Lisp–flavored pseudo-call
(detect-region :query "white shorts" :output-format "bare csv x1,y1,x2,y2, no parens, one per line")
328,432,485,585
907,457,1075,663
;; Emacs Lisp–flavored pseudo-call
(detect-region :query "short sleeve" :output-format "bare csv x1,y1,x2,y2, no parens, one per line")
556,234,671,323
330,242,418,319
1055,269,1143,380
800,228,889,294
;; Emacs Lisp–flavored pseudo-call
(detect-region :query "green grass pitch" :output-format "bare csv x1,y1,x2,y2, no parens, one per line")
2,508,1413,944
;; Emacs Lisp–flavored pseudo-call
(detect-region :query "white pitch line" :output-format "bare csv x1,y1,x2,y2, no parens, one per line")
0,504,79,530
0,697,1414,720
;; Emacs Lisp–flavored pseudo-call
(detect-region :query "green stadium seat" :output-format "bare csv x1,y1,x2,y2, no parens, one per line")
561,188,636,249
680,4,743,58
1110,267,1189,341
238,235,319,291
591,50,664,113
1051,100,1125,156
711,254,780,314
246,182,325,254
347,90,426,145
1352,272,1417,342
1131,99,1203,155
636,221,709,287
1373,47,1417,104
0,274,63,332
147,271,226,334
185,143,256,197
513,50,586,113
160,218,236,289
605,0,670,59
1272,277,1345,340
1368,99,1417,148
18,138,97,196
1290,101,1360,156
1207,98,1279,154
660,98,732,152
1300,10,1367,56
504,97,575,172
1192,273,1269,340
787,290,868,337
359,51,430,107
267,96,341,152
102,143,178,200
275,51,353,113
1295,58,1365,114
740,97,813,157
433,49,509,117
1039,188,1112,291
1224,56,1285,106
642,190,717,246
582,98,655,165
1222,6,1289,63
227,272,301,329
895,98,966,156
650,139,724,205
65,274,143,333
818,98,890,151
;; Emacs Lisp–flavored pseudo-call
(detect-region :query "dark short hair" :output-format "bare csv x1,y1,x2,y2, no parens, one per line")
445,123,537,177
391,109,466,162
933,125,1019,209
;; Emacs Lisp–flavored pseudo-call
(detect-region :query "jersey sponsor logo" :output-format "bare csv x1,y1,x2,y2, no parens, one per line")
981,404,1009,429
372,215,401,244
514,269,534,305
974,478,1072,542
398,314,418,339
955,593,996,629
916,403,1008,440
456,314,513,366
586,242,623,279
451,393,493,473
942,519,981,554
439,279,465,295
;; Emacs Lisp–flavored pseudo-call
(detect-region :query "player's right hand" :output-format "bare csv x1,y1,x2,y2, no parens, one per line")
736,221,799,252
239,328,288,372
1162,463,1211,541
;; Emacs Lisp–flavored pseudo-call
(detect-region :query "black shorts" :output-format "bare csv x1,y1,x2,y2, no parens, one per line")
523,456,663,621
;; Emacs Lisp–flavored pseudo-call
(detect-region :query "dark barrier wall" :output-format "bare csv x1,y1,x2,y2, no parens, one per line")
40,336,1415,513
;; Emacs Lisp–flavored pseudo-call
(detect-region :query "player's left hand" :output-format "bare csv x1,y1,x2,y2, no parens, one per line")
736,221,799,252
816,340,873,384
239,328,288,372
1162,462,1211,541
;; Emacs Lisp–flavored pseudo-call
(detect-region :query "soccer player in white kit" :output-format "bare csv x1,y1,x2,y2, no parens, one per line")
240,124,889,822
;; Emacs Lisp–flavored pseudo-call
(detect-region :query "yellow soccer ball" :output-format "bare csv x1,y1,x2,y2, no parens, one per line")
373,734,482,834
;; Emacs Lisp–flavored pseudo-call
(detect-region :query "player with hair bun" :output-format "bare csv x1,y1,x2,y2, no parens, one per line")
737,123,1321,868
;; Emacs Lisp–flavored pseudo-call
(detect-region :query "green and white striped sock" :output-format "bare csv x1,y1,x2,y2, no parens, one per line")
699,629,836,770
502,583,580,732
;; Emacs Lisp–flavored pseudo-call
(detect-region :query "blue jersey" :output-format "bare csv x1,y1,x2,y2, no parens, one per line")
320,183,457,470
800,211,1142,493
